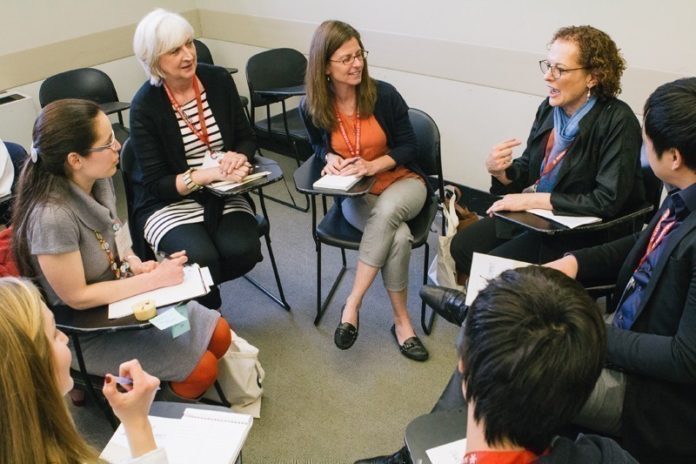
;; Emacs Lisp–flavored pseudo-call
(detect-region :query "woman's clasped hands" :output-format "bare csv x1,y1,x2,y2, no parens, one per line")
322,153,374,177
217,151,252,182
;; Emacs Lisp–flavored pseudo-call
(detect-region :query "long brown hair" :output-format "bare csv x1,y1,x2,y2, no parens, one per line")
11,99,101,277
0,277,100,463
305,20,377,131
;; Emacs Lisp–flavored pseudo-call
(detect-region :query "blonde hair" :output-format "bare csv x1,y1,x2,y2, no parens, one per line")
305,20,377,131
133,8,195,86
0,277,99,463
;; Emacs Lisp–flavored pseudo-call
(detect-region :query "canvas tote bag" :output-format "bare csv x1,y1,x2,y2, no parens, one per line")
428,195,466,291
203,329,265,418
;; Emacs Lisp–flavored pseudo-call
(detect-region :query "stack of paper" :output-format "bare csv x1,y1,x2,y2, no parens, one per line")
466,253,531,306
313,174,362,191
209,171,271,193
101,408,253,464
108,265,213,319
527,208,602,229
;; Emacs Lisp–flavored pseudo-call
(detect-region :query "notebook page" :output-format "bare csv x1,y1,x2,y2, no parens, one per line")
209,171,271,192
527,208,602,229
466,253,532,306
108,265,209,319
426,438,467,464
313,174,362,191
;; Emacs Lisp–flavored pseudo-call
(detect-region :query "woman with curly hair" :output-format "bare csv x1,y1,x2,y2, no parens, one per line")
450,25,645,282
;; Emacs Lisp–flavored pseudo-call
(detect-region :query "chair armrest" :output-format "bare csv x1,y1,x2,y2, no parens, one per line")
99,101,131,116
293,155,375,197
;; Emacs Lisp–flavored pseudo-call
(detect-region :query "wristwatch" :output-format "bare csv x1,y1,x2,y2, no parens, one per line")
183,168,202,192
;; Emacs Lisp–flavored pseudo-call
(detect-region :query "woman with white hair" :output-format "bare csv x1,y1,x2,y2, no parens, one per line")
130,9,261,310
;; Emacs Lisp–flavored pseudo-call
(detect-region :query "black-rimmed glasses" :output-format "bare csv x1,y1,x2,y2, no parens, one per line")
329,50,369,66
539,60,589,79
87,130,118,153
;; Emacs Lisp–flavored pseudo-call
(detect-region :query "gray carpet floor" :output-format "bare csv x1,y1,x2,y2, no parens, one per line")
70,152,461,463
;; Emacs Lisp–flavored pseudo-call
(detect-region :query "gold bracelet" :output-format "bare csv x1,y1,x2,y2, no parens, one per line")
183,168,202,192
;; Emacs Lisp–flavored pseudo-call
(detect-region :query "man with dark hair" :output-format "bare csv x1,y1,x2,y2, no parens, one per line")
457,266,635,462
357,78,696,464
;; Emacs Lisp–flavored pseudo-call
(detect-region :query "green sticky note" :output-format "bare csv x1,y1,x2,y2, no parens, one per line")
171,304,191,338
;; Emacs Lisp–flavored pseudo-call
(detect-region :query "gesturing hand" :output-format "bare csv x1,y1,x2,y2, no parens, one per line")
486,138,521,176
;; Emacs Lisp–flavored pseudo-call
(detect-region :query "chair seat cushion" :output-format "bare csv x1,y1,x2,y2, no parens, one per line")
317,194,437,250
254,111,308,140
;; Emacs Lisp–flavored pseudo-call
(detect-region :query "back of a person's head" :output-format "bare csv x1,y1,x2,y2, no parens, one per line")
0,277,97,463
644,77,696,171
459,266,606,454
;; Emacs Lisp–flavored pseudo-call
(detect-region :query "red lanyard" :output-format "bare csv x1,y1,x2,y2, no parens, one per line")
462,449,542,464
164,77,210,150
335,108,361,157
635,208,677,271
533,130,569,187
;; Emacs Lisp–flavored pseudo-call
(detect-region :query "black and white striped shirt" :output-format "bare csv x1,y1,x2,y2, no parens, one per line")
144,91,253,250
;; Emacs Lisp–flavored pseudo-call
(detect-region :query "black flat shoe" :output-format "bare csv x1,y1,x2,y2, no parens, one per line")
419,285,468,327
354,446,412,464
335,305,359,350
390,325,429,362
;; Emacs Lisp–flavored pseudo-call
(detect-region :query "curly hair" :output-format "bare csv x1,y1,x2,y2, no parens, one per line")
551,25,626,99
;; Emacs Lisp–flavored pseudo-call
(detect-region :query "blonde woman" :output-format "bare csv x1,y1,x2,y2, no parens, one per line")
0,277,164,463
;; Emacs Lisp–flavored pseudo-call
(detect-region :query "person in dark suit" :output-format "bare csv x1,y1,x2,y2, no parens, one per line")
545,76,696,463
358,77,696,464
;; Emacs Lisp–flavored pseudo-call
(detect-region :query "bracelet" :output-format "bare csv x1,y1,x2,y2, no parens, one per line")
183,168,202,192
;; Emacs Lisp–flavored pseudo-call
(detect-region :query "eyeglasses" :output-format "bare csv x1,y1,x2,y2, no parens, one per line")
539,60,589,79
87,130,118,153
329,50,369,66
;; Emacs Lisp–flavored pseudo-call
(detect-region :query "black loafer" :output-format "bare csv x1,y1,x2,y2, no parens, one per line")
335,306,359,350
391,325,429,362
419,285,468,327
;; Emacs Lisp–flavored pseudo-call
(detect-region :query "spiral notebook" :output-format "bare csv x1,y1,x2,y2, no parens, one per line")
101,408,253,464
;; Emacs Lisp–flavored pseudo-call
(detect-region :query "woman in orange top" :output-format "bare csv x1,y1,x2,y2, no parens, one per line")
301,20,429,361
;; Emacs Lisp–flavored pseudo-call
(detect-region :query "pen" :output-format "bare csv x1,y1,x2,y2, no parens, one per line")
112,375,161,391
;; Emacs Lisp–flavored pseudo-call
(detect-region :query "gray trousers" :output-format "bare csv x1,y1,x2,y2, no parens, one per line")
341,177,427,291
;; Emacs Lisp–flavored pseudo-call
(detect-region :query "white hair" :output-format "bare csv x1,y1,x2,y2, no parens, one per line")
133,9,195,86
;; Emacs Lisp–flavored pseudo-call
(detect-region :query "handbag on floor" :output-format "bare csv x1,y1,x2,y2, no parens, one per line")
203,329,265,418
427,195,465,291
444,185,479,231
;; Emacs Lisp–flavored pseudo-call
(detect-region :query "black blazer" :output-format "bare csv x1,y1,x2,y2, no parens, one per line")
574,200,696,463
492,98,645,219
129,63,256,226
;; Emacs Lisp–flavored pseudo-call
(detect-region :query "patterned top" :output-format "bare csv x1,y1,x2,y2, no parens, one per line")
144,90,253,250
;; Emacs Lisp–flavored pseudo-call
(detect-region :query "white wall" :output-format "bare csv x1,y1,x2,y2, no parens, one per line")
2,0,694,188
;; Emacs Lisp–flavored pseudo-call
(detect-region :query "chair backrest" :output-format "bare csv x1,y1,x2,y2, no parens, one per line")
408,108,445,201
39,68,120,107
246,48,307,107
194,39,215,65
119,139,154,260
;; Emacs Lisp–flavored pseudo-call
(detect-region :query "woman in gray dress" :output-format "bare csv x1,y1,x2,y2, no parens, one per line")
11,99,231,400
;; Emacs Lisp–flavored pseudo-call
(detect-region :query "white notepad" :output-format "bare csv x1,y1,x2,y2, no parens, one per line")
466,253,532,306
101,408,253,464
108,265,211,319
313,174,362,191
426,438,467,464
527,208,602,229
208,171,271,193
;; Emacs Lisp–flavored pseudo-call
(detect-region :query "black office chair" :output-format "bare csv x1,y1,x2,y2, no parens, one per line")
120,139,291,311
246,48,312,211
39,68,130,144
193,39,249,115
294,108,445,334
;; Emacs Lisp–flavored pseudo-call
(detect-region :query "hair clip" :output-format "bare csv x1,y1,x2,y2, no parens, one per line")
29,145,38,163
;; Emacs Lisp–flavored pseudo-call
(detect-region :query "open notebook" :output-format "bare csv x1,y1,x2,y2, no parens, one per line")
466,253,532,306
208,171,271,193
101,408,253,464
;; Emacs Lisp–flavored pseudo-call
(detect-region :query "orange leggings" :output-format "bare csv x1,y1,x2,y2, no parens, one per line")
170,317,231,399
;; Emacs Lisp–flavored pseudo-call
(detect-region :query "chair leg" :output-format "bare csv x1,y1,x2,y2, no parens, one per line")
314,243,349,326
243,231,291,311
251,147,310,212
71,335,119,429
420,243,436,335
